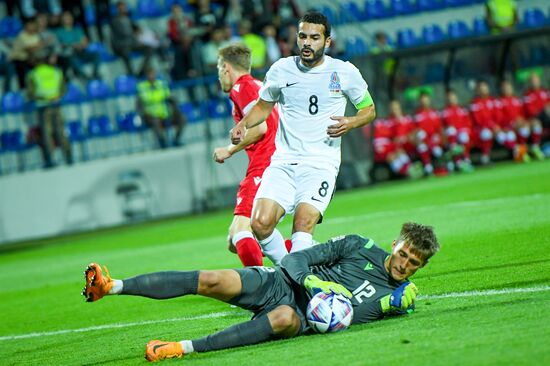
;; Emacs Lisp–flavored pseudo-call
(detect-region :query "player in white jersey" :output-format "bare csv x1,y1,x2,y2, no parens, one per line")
231,12,376,265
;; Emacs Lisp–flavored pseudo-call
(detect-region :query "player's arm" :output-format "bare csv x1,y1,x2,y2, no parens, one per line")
230,99,275,144
327,91,376,138
213,122,267,163
280,235,366,297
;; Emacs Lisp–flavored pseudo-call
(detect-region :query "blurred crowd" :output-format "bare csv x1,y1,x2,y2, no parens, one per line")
371,73,550,179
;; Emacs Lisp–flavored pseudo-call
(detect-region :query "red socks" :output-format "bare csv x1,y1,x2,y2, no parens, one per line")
235,237,263,267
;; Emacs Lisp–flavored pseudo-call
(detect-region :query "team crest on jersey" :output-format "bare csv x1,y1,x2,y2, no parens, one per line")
329,72,342,96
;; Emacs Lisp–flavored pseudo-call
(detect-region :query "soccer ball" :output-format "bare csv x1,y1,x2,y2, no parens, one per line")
306,292,354,333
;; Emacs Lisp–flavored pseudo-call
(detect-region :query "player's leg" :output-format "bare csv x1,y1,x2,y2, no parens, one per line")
251,164,295,265
228,214,263,267
83,263,242,302
529,118,544,160
291,164,337,252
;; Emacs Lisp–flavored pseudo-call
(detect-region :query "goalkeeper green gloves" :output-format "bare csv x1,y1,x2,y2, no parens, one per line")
304,275,352,298
380,282,419,313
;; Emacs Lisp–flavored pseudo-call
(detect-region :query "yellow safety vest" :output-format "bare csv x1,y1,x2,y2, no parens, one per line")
242,33,267,69
29,64,63,103
487,0,516,28
137,79,171,119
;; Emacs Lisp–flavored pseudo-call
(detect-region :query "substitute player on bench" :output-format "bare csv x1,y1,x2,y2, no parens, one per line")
82,222,440,362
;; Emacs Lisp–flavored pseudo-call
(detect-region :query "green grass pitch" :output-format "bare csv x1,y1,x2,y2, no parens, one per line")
1,160,549,365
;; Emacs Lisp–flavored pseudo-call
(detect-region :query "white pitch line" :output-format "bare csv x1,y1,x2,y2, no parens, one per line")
1,286,549,342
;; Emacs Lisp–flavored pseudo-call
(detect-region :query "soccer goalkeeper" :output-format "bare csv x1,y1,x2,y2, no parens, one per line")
83,222,440,362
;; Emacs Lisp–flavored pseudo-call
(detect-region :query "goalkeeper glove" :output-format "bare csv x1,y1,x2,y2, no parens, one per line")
380,282,418,313
304,275,352,299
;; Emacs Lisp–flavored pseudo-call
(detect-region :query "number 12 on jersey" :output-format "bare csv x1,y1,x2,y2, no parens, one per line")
352,280,376,303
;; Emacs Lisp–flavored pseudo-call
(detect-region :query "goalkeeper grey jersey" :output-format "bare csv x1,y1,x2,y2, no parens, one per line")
280,234,404,323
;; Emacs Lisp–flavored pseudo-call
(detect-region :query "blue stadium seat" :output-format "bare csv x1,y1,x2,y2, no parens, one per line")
87,79,112,100
472,17,489,35
88,115,115,137
206,99,231,119
86,42,117,62
422,24,445,44
391,0,417,15
365,0,392,19
0,130,26,152
179,102,205,123
136,0,164,18
320,6,339,25
397,28,419,48
418,0,445,12
1,91,26,113
114,75,138,96
66,120,87,142
344,36,369,58
340,2,367,23
445,0,473,7
62,83,85,104
447,20,471,39
0,17,22,38
522,8,547,29
116,112,147,132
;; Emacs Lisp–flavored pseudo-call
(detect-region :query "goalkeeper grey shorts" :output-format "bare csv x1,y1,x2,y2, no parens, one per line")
230,266,308,334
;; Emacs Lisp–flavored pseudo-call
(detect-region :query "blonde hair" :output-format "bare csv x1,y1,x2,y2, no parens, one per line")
218,44,251,72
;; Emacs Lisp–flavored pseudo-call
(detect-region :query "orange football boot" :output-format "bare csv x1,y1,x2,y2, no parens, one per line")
82,263,113,302
145,340,184,362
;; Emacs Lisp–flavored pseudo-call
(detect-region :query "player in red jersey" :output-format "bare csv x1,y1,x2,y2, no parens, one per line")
441,89,474,172
389,100,416,157
498,80,535,162
212,44,278,266
522,73,548,159
371,101,422,179
470,80,501,165
413,92,445,175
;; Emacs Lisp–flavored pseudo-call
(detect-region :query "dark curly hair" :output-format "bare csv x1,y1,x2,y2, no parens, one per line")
299,11,331,38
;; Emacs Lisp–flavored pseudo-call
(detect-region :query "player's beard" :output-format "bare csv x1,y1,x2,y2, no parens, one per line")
300,46,325,67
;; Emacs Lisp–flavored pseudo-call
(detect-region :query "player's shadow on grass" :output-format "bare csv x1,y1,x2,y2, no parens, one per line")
81,354,141,365
415,258,550,280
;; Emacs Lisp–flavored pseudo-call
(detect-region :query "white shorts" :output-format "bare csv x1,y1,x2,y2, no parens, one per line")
254,162,338,218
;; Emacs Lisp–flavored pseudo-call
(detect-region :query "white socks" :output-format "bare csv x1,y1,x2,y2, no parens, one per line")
258,228,287,265
109,279,123,295
290,232,313,253
180,340,194,354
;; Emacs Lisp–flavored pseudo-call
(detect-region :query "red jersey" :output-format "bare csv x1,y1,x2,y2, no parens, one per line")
442,105,472,130
523,88,549,118
469,96,500,129
373,118,395,139
414,107,442,137
390,115,415,139
230,74,278,174
498,96,525,128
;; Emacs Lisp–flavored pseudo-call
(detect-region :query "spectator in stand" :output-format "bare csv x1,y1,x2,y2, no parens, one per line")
371,32,394,54
263,24,281,67
36,13,60,59
27,53,72,168
485,0,518,34
194,0,219,41
60,0,88,39
168,3,194,46
278,23,299,57
414,92,446,175
172,33,202,80
271,0,302,28
523,73,550,139
110,1,153,77
470,80,500,165
372,116,423,179
201,27,228,74
0,45,16,94
55,11,100,80
241,0,271,32
134,24,169,66
93,0,111,42
441,89,474,172
136,68,186,149
238,20,267,69
10,17,43,88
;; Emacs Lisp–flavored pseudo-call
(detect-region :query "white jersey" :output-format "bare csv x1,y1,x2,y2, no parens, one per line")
259,55,369,170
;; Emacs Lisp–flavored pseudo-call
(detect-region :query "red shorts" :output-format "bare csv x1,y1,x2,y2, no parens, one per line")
234,169,265,217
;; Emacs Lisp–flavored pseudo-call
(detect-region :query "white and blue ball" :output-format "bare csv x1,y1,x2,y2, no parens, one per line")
306,292,354,333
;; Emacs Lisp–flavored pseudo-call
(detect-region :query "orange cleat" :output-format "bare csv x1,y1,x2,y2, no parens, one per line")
82,263,113,302
145,340,184,362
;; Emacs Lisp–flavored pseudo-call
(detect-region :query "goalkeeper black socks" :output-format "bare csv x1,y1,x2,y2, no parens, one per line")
191,314,274,352
121,271,199,299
